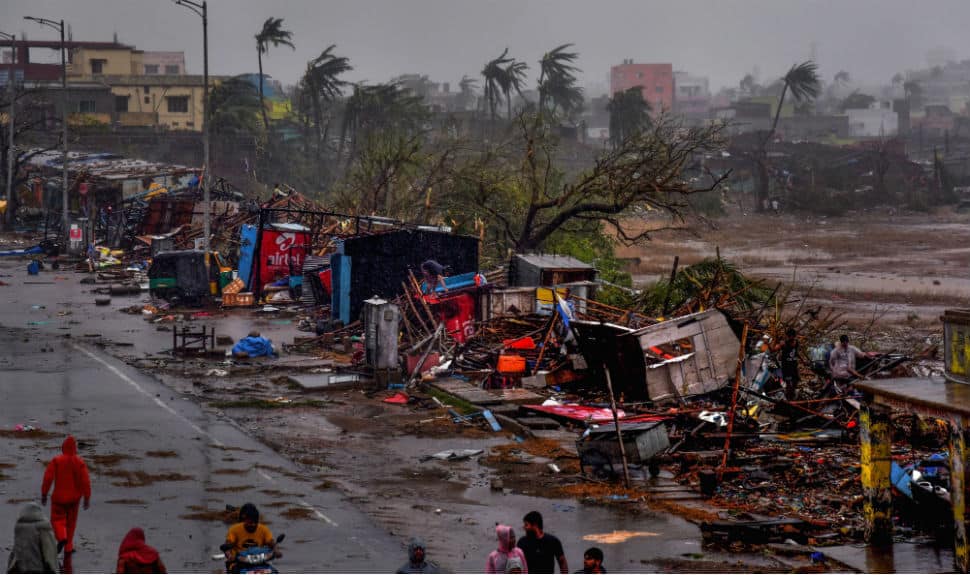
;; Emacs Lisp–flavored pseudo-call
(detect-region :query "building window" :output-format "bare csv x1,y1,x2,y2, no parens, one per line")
165,64,180,75
636,72,643,79
167,96,189,113
143,86,150,94
655,86,664,94
115,95,129,112
78,100,97,113
144,64,159,75
90,59,106,74
144,96,150,104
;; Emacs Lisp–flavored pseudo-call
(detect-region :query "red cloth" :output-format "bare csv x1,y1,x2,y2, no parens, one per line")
118,527,158,565
50,501,79,552
41,436,91,504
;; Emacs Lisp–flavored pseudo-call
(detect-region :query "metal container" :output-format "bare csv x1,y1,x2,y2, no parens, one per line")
943,309,970,384
577,419,670,477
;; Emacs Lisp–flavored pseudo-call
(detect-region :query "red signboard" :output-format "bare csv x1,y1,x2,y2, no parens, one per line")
69,226,82,241
79,182,89,196
258,227,309,286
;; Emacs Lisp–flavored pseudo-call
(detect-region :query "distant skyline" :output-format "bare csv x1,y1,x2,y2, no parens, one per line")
3,0,970,94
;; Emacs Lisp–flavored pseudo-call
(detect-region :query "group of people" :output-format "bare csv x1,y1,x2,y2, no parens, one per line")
7,435,277,574
768,330,868,401
397,511,606,574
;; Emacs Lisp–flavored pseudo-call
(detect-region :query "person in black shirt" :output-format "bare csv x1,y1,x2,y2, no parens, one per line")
778,328,800,401
517,511,567,573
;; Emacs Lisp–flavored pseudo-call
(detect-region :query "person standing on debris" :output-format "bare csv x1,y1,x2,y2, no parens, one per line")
517,511,567,573
396,538,439,573
829,334,866,388
116,527,167,573
575,547,606,574
420,260,448,295
486,524,529,573
7,503,59,574
776,328,801,401
41,435,91,556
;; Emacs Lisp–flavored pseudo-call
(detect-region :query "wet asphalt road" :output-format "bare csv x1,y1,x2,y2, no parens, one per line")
0,326,401,573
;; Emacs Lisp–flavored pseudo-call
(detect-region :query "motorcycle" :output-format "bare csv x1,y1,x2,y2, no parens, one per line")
218,534,285,574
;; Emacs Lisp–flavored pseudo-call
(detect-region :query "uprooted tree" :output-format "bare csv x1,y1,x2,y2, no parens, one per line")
449,112,731,255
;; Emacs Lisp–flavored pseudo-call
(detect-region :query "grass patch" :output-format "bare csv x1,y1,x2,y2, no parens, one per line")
103,469,194,487
207,485,253,493
314,480,335,491
263,500,291,508
105,499,147,505
280,507,316,520
145,450,178,458
0,429,59,439
0,472,12,481
0,462,16,469
208,444,260,453
423,386,479,415
212,468,249,475
208,399,329,409
7,498,34,505
259,489,301,498
89,453,134,467
180,507,237,524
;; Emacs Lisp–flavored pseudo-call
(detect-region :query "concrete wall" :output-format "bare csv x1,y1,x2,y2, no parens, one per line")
610,62,674,113
110,82,207,131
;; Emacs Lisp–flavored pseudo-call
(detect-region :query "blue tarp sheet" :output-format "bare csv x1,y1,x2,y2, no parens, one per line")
231,336,276,358
0,245,43,257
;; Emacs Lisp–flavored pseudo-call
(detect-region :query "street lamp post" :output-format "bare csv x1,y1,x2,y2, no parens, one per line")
174,0,210,256
0,32,15,232
24,16,68,238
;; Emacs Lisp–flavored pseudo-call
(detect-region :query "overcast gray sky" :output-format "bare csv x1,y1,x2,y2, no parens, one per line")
3,0,970,93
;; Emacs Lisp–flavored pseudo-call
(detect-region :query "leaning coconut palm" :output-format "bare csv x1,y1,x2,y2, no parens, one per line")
338,82,427,166
503,59,528,119
255,17,295,129
607,86,651,148
482,49,513,125
301,45,352,153
755,61,820,210
538,44,583,118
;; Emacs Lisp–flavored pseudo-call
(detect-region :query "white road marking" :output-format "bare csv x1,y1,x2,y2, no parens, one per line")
74,344,339,527
72,343,223,447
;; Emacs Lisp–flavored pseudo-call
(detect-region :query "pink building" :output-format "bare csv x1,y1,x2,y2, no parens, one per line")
610,60,674,113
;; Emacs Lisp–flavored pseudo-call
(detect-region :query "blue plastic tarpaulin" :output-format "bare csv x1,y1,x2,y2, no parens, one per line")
0,245,43,257
231,336,276,358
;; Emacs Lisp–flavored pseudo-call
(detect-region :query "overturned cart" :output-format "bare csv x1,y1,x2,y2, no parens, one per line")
577,419,670,479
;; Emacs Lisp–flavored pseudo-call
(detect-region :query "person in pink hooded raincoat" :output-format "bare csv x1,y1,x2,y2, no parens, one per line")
486,524,528,573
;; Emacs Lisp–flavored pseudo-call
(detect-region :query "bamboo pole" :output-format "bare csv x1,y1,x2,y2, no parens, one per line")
604,365,631,488
720,323,749,476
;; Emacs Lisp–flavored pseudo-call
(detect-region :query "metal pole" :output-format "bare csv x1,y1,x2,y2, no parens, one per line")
60,20,68,238
4,34,14,231
603,365,631,488
202,0,210,256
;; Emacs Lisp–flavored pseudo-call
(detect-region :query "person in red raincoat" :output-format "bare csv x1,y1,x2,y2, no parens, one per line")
116,528,167,573
40,435,91,554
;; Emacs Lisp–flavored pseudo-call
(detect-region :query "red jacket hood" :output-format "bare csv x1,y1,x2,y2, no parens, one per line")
61,435,77,456
118,528,160,566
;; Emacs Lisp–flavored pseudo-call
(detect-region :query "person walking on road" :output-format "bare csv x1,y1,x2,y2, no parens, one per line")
41,435,91,555
396,538,439,573
116,527,167,573
486,524,529,573
7,502,59,574
517,511,568,573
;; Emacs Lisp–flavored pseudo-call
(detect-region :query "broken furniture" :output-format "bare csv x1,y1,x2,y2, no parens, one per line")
577,418,670,479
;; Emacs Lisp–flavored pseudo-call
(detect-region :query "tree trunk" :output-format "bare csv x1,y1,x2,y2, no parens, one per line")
258,49,269,131
756,156,770,213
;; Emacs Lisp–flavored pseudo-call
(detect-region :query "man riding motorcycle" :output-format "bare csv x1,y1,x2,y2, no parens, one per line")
221,503,279,573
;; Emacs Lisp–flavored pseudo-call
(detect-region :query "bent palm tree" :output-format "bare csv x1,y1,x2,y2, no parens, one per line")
209,76,263,134
538,44,583,118
255,17,295,129
503,59,528,119
482,49,512,126
756,61,820,210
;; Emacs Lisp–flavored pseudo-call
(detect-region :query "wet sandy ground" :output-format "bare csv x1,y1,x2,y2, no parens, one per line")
619,209,970,328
